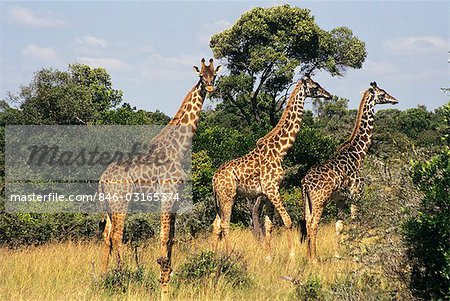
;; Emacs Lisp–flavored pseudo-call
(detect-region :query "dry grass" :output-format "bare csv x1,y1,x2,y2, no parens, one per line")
0,224,358,300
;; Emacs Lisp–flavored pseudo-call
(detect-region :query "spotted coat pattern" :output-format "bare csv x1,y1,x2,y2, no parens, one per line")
300,82,397,261
212,77,332,259
100,59,221,300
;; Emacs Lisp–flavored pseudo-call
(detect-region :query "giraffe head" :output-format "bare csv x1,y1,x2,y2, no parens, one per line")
369,82,398,105
301,75,332,99
193,58,222,93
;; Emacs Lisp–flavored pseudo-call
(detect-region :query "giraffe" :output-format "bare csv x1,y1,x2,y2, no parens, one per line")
300,82,398,261
212,76,332,260
99,58,221,300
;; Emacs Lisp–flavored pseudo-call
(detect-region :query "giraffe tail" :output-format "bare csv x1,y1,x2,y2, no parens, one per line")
98,181,109,235
300,186,311,244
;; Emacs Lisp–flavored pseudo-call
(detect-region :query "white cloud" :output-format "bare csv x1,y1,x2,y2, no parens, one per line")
384,36,450,55
21,44,58,60
362,59,397,75
196,20,232,46
75,35,107,47
139,53,207,80
9,5,65,28
76,57,129,71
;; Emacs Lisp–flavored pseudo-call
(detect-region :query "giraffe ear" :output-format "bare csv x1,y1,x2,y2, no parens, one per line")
193,66,200,75
215,65,222,74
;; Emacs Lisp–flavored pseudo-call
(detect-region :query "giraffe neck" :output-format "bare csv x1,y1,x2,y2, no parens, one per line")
259,82,306,158
338,91,375,166
169,83,206,131
152,83,205,150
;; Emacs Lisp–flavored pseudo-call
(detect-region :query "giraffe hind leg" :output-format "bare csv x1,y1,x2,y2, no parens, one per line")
101,214,112,273
212,214,222,252
218,194,235,255
265,187,295,260
111,213,126,269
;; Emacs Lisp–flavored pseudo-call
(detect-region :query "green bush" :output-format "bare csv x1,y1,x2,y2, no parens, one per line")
0,212,100,247
98,266,158,294
175,250,252,289
404,149,450,300
330,272,396,301
292,275,324,301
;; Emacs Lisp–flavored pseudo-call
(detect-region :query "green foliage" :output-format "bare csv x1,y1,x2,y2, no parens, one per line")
99,266,158,294
404,110,450,301
0,212,100,247
284,126,337,185
330,272,397,301
210,4,366,127
175,250,252,288
193,123,256,167
292,276,324,301
123,214,157,246
9,64,123,125
98,103,169,125
192,150,215,202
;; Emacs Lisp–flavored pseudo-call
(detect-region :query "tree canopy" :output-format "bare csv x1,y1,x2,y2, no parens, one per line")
4,64,124,125
210,5,366,127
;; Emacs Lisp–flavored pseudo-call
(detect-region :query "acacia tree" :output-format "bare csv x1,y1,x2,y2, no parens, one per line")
210,5,366,127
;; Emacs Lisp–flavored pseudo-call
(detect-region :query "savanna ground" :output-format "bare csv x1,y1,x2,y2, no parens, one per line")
0,224,381,301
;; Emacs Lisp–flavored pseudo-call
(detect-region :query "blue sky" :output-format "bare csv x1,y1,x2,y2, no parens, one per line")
0,1,449,116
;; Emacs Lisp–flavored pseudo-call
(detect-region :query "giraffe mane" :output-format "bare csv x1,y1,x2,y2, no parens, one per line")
335,90,371,153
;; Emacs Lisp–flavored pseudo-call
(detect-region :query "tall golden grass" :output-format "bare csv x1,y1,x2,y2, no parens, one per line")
0,224,361,300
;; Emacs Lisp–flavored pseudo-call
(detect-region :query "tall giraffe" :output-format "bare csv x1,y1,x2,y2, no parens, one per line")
212,76,332,259
300,82,397,261
99,58,221,299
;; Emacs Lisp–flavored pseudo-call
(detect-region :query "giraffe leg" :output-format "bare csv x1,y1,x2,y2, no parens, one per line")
212,214,221,252
111,213,126,269
158,211,175,300
350,204,358,221
251,196,264,241
334,219,344,258
101,214,112,273
263,215,273,262
213,181,236,255
308,207,324,262
265,187,295,260
219,198,234,255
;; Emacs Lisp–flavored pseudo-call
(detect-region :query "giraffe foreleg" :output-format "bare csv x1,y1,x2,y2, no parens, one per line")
158,211,175,301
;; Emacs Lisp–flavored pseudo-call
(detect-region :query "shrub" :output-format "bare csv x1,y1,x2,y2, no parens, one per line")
292,276,325,301
0,212,100,247
175,250,252,289
404,149,450,300
98,266,158,294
